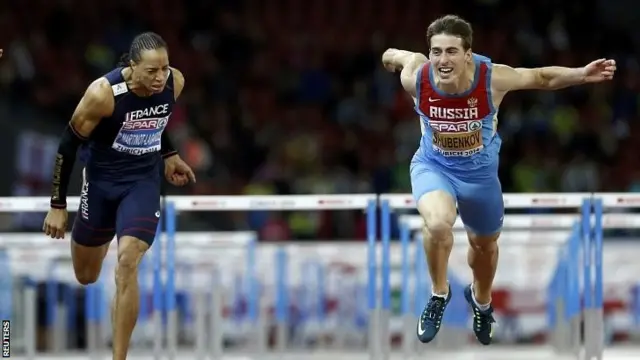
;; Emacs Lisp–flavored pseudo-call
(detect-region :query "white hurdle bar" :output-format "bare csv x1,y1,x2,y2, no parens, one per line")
2,192,640,359
0,194,378,359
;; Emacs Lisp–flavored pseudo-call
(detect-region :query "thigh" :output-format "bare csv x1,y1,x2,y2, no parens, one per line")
116,180,161,246
410,158,456,203
71,169,117,247
455,175,504,236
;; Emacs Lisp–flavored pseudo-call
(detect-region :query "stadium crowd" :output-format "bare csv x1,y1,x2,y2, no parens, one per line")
0,0,638,239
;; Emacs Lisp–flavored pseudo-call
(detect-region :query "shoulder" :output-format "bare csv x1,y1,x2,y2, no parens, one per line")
473,53,493,65
488,63,525,93
170,67,185,100
85,78,114,103
78,78,115,115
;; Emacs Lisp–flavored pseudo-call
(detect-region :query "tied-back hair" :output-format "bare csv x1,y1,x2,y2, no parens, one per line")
117,53,131,67
116,32,168,67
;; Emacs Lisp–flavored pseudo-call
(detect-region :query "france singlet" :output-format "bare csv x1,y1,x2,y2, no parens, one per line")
409,53,504,235
83,67,175,182
71,68,175,247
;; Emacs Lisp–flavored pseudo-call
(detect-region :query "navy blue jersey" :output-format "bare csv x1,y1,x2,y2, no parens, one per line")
83,68,175,183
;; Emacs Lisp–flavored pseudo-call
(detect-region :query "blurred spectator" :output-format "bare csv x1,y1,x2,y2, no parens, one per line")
0,0,638,239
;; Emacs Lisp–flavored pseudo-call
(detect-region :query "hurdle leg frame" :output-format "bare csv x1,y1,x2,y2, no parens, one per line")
210,279,224,360
23,277,37,360
194,290,207,360
582,197,604,360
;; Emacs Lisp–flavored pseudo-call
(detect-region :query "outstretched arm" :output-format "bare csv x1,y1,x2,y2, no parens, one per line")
492,59,616,93
381,49,428,96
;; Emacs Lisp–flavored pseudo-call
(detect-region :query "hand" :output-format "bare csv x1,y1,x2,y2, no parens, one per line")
582,59,616,83
43,208,68,239
164,155,196,186
382,48,401,72
0,49,3,58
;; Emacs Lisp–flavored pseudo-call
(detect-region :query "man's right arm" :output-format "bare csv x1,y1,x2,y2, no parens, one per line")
50,78,113,209
381,49,428,97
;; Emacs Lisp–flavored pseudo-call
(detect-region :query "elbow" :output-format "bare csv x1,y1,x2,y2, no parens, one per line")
413,53,428,63
535,70,554,89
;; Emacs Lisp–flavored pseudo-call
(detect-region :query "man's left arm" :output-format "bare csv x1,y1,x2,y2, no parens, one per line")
160,67,185,160
162,67,196,185
491,59,616,93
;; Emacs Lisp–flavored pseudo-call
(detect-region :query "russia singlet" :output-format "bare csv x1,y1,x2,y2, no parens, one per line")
83,68,175,183
414,53,501,172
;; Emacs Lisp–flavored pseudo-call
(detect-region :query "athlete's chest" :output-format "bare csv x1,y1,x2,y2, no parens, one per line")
113,95,174,125
106,94,174,156
422,95,489,122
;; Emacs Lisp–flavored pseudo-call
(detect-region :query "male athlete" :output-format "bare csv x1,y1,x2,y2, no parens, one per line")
42,32,195,360
382,15,616,346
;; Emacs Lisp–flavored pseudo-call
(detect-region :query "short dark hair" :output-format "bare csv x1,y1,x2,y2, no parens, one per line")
426,15,473,51
118,32,168,66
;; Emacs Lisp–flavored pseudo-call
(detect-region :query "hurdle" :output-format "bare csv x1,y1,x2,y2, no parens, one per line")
380,193,603,359
4,192,640,359
0,194,378,358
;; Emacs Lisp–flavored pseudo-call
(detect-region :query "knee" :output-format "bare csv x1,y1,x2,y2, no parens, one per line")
422,206,456,241
418,190,457,240
468,233,500,252
423,217,455,239
75,270,99,286
115,236,148,284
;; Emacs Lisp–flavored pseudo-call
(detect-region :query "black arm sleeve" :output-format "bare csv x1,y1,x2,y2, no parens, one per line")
160,131,178,159
50,124,86,209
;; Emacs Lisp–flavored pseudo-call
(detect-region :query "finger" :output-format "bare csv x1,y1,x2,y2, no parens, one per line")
44,223,51,236
57,228,66,239
187,169,196,183
175,175,188,186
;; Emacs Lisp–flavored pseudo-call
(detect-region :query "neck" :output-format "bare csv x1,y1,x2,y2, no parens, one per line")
122,67,153,97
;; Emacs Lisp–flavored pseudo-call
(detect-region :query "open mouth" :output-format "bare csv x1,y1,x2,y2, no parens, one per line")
439,67,453,75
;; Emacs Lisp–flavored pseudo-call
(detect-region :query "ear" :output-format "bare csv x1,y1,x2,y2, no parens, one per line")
465,49,473,63
129,59,136,69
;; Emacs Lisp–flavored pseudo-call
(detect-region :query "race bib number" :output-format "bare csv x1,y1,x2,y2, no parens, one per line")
430,119,483,157
112,116,169,156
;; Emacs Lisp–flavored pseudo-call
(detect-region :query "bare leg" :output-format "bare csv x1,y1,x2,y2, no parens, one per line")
417,190,457,295
467,232,500,304
71,240,111,285
112,236,149,360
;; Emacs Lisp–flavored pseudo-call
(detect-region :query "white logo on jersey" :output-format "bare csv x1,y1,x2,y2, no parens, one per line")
429,107,479,120
80,172,90,220
112,104,171,156
111,82,128,96
428,97,441,102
